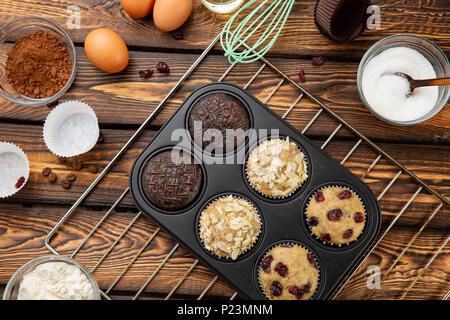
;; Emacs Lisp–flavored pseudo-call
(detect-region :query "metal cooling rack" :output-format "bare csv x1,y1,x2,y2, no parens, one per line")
44,34,449,300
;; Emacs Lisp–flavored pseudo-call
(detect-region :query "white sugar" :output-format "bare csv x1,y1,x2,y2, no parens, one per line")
362,46,438,122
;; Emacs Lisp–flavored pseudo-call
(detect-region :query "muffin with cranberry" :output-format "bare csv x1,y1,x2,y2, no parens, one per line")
258,243,319,300
306,186,366,245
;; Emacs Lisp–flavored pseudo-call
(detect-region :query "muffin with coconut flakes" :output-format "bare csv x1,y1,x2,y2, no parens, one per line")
246,137,307,198
199,195,261,260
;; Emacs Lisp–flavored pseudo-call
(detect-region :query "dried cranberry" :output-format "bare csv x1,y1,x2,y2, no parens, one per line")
314,191,325,202
327,208,343,221
288,286,302,300
15,176,25,189
171,30,184,40
139,69,153,79
274,262,288,277
270,281,283,297
312,56,325,65
343,229,353,239
338,189,352,200
354,212,365,223
307,252,318,269
288,282,311,300
261,255,273,273
156,62,170,73
307,217,319,227
47,100,59,109
300,282,311,295
298,68,306,82
321,233,331,242
97,131,104,144
280,243,293,248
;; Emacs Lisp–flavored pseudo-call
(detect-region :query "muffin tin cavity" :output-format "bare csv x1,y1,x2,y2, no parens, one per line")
130,82,381,300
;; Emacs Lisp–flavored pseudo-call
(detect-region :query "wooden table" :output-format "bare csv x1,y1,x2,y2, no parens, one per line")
0,0,448,300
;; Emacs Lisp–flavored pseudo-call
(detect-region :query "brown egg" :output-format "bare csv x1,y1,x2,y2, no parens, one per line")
84,29,129,73
153,0,193,32
120,0,155,19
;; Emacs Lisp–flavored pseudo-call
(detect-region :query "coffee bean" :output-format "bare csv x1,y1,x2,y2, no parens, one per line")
66,174,76,182
72,159,82,171
61,179,71,189
42,167,51,176
87,165,98,174
48,173,57,183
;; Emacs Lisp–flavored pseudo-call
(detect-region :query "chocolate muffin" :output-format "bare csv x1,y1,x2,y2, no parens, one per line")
141,150,202,211
306,187,366,245
258,244,319,300
188,92,250,152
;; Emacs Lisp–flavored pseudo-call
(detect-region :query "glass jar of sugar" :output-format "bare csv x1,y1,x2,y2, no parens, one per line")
357,34,449,125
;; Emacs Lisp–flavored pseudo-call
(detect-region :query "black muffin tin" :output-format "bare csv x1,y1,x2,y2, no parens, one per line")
130,83,381,300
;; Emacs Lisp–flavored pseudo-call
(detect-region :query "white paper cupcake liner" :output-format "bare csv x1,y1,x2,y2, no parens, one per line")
304,184,367,247
43,101,99,158
245,137,309,200
0,142,30,199
197,194,262,261
257,241,321,300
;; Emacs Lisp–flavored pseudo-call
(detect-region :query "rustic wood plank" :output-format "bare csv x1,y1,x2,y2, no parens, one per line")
0,202,448,300
0,0,448,59
0,49,448,145
0,203,234,298
0,122,448,229
0,0,448,302
334,225,450,300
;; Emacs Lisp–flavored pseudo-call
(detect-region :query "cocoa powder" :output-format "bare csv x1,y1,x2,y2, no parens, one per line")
5,30,72,99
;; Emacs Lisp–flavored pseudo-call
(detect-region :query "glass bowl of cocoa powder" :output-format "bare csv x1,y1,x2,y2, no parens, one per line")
0,17,77,106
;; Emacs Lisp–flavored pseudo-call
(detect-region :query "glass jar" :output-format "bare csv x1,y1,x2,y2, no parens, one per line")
201,0,244,14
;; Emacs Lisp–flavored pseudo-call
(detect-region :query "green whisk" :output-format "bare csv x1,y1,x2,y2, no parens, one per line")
220,0,295,65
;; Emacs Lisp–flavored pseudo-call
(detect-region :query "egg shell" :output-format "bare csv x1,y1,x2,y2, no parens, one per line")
120,0,155,19
153,0,193,32
84,29,129,73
